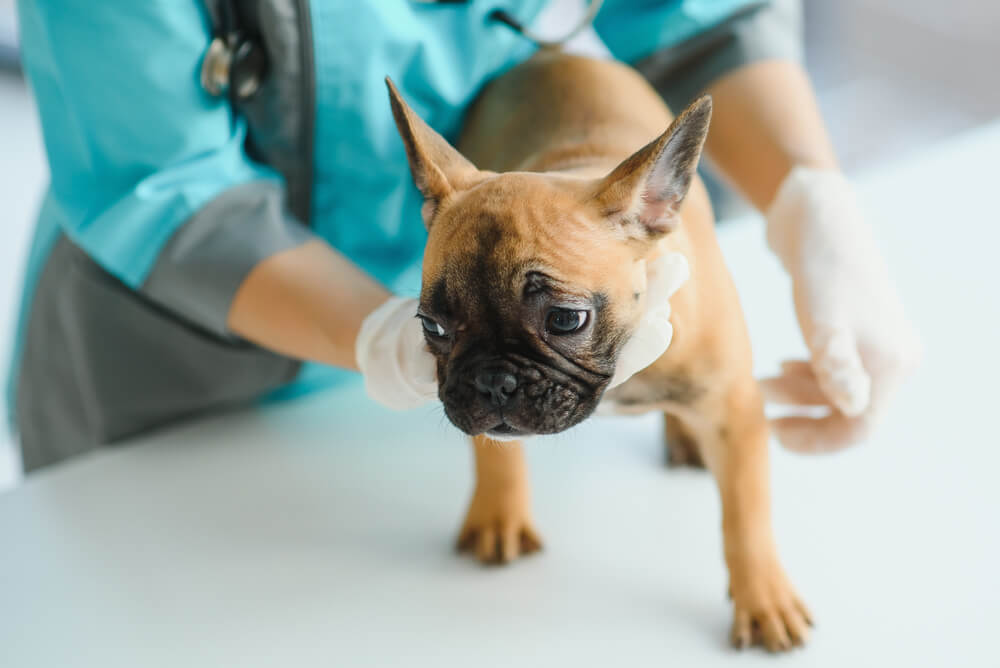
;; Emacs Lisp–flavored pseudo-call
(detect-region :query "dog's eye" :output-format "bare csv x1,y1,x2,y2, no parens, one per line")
418,315,447,338
545,308,588,335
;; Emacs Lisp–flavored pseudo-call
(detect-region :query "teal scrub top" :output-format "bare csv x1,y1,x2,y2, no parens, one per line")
8,0,761,414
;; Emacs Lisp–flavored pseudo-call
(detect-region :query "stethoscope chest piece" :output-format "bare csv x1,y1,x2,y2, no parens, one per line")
201,37,233,98
201,35,268,101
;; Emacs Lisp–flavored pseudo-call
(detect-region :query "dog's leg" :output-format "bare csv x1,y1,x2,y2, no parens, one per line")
456,435,543,565
676,379,812,651
664,413,705,468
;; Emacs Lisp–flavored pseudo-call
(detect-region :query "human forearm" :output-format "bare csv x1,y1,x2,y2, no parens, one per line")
703,59,838,211
227,239,391,371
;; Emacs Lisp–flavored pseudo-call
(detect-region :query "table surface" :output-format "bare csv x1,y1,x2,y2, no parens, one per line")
2,123,998,668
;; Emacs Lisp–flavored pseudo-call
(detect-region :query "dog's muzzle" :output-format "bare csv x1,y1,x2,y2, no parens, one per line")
440,355,604,437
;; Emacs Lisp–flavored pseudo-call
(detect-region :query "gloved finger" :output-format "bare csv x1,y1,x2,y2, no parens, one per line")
609,313,673,388
645,252,690,306
401,315,439,395
779,359,817,377
771,413,871,454
759,370,831,407
357,296,439,410
808,326,872,417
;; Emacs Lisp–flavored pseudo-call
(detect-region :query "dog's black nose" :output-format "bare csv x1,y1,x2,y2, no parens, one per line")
474,368,518,406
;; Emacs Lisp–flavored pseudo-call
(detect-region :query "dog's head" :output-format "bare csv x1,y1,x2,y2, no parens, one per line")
386,78,710,438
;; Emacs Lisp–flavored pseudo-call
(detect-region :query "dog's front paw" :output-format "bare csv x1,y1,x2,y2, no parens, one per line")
456,482,542,565
728,558,813,652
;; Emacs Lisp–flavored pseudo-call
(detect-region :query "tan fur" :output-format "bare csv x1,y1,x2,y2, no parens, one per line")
392,51,811,651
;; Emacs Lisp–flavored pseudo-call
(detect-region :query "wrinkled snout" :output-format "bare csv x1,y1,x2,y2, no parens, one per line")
440,355,604,438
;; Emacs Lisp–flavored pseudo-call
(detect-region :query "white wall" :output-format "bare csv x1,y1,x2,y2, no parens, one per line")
0,70,46,491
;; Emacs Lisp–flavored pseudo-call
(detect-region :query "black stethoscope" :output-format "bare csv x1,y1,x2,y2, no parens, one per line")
413,0,604,47
200,0,603,101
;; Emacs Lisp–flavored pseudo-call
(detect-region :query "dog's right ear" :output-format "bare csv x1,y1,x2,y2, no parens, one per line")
386,77,479,227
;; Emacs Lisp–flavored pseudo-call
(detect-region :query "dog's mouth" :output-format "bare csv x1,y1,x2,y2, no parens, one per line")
484,411,534,441
485,417,529,440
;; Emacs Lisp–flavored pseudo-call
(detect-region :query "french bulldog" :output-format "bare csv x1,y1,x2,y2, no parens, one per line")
386,49,811,651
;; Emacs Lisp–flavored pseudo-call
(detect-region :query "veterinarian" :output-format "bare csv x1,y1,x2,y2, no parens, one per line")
7,0,918,471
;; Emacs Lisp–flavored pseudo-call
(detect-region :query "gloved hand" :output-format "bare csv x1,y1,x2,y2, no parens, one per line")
356,251,690,411
761,166,921,452
609,251,690,388
355,296,438,410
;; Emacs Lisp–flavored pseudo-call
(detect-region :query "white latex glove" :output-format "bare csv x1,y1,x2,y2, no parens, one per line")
761,166,921,452
608,251,691,388
356,296,437,410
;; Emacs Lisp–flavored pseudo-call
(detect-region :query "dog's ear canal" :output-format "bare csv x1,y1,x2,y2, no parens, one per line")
385,77,479,228
591,95,713,239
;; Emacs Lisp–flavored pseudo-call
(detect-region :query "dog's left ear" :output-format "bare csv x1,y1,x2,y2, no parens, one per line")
386,77,480,227
590,95,712,240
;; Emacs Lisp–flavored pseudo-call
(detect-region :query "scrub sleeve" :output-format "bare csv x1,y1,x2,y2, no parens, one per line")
12,1,314,470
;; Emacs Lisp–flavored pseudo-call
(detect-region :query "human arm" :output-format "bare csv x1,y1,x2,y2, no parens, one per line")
17,0,439,409
227,240,388,371
703,60,921,452
703,59,837,209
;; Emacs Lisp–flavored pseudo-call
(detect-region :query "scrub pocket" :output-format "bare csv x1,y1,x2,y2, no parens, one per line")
16,236,300,472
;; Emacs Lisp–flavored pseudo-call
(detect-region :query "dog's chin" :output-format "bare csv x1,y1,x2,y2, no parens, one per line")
484,422,528,442
442,391,603,440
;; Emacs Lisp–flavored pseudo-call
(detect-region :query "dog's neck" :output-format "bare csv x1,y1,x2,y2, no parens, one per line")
517,139,633,179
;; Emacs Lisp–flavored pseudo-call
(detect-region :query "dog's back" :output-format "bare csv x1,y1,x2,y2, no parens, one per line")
459,50,673,176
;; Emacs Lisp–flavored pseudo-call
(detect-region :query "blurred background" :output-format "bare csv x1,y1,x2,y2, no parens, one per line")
1,0,998,491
